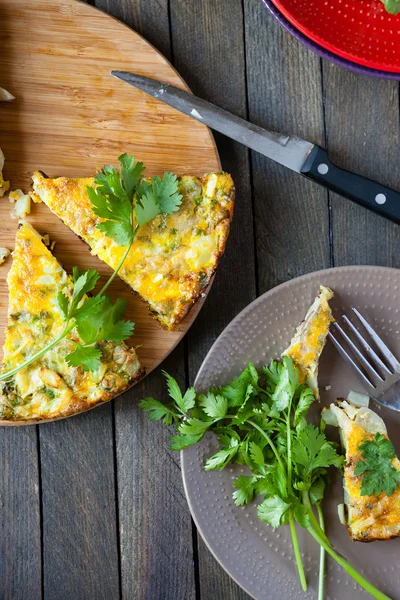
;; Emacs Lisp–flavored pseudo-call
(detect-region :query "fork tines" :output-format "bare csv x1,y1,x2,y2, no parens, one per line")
328,308,400,391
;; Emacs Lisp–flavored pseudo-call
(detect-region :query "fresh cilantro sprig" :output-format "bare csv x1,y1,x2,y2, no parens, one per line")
87,153,182,295
140,358,391,600
355,432,400,497
57,267,134,372
0,154,182,380
0,267,135,379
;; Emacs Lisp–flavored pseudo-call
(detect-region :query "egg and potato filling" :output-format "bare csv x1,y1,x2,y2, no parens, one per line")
330,402,400,542
283,285,334,397
31,171,235,330
0,222,143,422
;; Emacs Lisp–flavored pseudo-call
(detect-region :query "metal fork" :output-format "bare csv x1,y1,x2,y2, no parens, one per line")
328,308,400,411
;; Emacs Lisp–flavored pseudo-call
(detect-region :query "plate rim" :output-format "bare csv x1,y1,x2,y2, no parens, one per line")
181,264,400,600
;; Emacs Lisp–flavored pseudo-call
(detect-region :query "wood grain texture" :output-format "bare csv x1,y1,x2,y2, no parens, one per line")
0,427,42,600
170,0,255,598
322,63,400,267
40,405,120,600
0,0,220,384
244,3,330,293
36,4,119,599
94,2,197,599
114,350,196,600
95,0,171,61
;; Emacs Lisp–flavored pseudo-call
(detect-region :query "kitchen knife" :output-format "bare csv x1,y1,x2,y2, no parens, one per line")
111,70,400,225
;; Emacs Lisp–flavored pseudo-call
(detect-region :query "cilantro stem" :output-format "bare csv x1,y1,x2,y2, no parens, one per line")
302,491,331,547
285,398,294,493
307,525,391,600
289,512,307,592
246,419,286,473
98,230,137,298
316,503,325,600
0,322,75,381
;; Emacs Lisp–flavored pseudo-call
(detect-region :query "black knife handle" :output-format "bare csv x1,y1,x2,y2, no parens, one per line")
301,145,400,224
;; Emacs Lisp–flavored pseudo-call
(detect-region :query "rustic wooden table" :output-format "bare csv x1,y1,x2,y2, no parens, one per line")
2,1,399,599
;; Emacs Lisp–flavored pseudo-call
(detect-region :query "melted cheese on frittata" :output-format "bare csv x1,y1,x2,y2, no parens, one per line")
283,285,333,397
331,403,400,541
31,171,234,330
0,222,143,422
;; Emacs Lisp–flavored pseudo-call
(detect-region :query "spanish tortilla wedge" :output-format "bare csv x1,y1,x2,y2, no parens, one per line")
283,284,334,398
329,402,400,542
32,171,235,331
0,222,143,424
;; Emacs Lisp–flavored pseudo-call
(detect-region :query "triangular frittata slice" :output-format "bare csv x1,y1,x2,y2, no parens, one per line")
0,222,143,422
330,402,400,541
31,171,235,330
282,285,334,398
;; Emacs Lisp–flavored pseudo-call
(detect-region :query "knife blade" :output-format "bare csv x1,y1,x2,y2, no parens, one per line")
111,70,400,225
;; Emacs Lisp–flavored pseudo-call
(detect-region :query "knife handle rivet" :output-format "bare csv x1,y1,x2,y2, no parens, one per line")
317,163,329,175
375,193,387,205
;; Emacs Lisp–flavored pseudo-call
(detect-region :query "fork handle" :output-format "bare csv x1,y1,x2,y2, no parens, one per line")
378,379,400,412
301,146,400,225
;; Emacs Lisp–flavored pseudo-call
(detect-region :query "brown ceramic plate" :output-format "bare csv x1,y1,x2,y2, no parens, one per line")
182,266,400,600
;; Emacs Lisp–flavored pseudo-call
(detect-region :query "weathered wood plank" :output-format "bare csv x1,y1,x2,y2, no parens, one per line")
40,405,120,600
170,0,256,598
244,4,330,293
322,63,400,266
114,349,196,600
95,0,171,60
94,2,196,599
0,427,42,600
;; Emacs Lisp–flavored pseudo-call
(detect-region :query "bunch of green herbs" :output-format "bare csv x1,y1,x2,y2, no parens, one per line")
141,357,390,600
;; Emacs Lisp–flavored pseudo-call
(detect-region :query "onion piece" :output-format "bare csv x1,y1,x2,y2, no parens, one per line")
321,407,339,427
337,503,346,525
347,390,370,408
0,88,15,102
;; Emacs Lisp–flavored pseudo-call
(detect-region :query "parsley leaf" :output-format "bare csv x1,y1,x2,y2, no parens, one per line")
309,477,326,504
233,475,257,506
162,371,195,414
178,418,212,437
150,172,182,214
66,345,102,372
170,433,203,451
139,397,178,425
293,424,343,474
354,433,400,497
73,296,134,346
258,495,291,528
293,502,310,528
205,444,239,471
57,291,70,320
119,153,145,197
135,190,162,227
271,355,298,411
97,220,133,246
249,441,265,467
69,268,100,314
218,362,258,407
294,387,315,426
200,392,228,419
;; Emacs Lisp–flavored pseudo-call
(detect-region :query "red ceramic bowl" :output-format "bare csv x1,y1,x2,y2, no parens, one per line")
270,0,400,72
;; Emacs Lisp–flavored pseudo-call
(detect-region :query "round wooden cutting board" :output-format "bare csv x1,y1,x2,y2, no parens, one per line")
0,0,221,398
